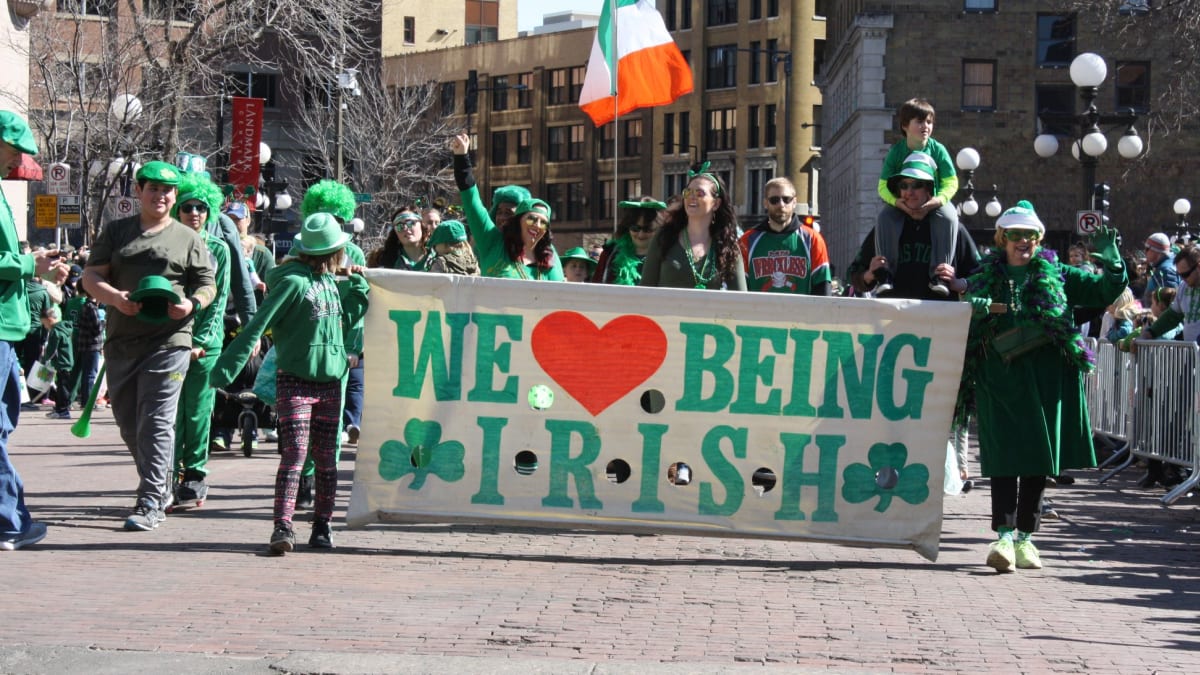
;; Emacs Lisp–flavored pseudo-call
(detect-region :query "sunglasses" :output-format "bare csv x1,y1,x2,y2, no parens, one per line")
629,224,656,233
524,214,550,228
1003,229,1040,242
896,180,926,191
394,220,420,230
179,203,208,214
1178,265,1196,279
767,195,795,205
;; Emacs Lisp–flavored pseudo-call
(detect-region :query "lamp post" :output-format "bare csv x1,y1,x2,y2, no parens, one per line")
1033,52,1145,214
257,141,289,234
335,68,360,184
1174,198,1192,242
954,147,1004,222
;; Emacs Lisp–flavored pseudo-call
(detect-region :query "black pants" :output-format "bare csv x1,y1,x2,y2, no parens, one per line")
990,476,1047,533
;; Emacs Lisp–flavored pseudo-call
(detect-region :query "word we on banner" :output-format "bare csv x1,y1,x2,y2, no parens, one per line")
347,273,970,561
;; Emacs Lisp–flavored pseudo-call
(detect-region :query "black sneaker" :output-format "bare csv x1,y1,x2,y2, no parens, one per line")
309,519,334,549
124,500,165,531
296,475,315,510
346,424,360,445
269,523,295,555
171,479,209,511
928,281,951,297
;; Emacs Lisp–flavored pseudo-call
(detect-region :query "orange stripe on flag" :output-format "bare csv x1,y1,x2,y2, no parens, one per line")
580,42,693,127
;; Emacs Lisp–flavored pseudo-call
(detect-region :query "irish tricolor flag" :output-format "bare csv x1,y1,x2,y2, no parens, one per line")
578,0,694,127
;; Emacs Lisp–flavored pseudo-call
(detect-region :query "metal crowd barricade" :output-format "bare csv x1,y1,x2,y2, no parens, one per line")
1115,340,1200,506
1086,339,1136,477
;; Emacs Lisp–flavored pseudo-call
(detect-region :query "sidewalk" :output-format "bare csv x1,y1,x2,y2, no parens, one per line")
1,404,1197,674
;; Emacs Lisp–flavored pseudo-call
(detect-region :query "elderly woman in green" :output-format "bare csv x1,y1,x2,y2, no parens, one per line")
960,201,1126,573
449,134,562,281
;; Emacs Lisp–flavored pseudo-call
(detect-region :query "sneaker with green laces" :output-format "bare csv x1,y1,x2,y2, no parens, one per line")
1015,538,1043,569
986,538,1015,573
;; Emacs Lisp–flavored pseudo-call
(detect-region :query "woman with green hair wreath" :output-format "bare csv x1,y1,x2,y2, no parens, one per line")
593,196,667,285
958,200,1126,573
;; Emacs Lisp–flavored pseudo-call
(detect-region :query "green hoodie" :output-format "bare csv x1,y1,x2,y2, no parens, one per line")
0,191,36,342
212,259,369,387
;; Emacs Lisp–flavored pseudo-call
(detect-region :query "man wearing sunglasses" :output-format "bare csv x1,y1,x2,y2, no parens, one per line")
739,177,831,295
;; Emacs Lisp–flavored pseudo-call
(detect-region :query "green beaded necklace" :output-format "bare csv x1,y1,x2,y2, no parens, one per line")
682,230,717,289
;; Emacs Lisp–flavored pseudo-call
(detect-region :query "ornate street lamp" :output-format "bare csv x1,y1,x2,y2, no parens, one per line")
1174,198,1192,242
954,147,1003,221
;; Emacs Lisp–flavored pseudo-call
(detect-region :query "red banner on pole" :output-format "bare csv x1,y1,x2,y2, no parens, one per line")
227,96,264,195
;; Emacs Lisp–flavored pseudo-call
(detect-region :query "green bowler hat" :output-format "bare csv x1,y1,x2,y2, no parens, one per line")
135,161,182,186
130,275,182,324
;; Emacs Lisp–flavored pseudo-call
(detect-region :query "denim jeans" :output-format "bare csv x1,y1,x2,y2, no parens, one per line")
342,354,364,430
0,340,32,537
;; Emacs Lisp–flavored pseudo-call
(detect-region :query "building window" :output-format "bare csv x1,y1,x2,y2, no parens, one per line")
225,71,278,108
491,131,508,166
466,26,499,44
679,111,691,154
569,124,585,160
57,0,115,15
749,41,762,84
751,0,762,20
440,82,456,116
548,126,567,162
962,60,996,111
764,104,777,147
964,0,997,11
663,112,676,154
766,39,779,83
748,105,760,149
404,16,416,44
491,75,509,111
664,171,687,200
600,180,614,220
767,0,779,16
810,105,823,147
747,168,773,216
143,0,195,21
706,45,738,90
547,68,569,105
516,129,532,164
1035,84,1075,136
517,72,533,108
597,123,615,159
706,108,736,152
1115,61,1151,112
623,178,642,201
1037,14,1075,68
544,183,566,222
567,183,585,221
570,66,586,102
814,0,828,17
813,40,826,80
623,119,642,157
706,0,737,27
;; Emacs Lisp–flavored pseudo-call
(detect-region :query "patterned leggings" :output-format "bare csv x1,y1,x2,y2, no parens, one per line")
274,372,342,526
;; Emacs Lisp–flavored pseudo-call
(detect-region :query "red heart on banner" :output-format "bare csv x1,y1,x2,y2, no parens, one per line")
531,311,667,416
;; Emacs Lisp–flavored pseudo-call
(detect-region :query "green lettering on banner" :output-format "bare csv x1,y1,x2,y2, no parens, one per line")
774,433,842,522
877,334,933,421
676,322,735,412
541,419,603,510
631,423,668,513
730,325,787,415
390,311,468,400
817,331,883,419
782,328,820,417
470,416,508,505
699,425,747,516
467,313,522,404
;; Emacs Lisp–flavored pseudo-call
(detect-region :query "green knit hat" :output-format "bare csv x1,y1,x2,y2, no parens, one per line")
301,179,357,221
489,185,531,219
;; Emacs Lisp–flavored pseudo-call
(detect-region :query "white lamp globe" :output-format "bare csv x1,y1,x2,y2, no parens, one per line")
350,217,365,233
955,147,981,171
961,197,979,216
1034,134,1059,158
1081,131,1108,157
274,192,293,211
1071,140,1082,161
1118,131,1144,159
1174,198,1191,217
110,94,143,125
985,197,1004,218
256,191,268,209
1070,52,1107,88
259,142,272,165
105,158,126,183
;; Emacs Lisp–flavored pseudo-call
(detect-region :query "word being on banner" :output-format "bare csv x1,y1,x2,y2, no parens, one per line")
348,274,970,561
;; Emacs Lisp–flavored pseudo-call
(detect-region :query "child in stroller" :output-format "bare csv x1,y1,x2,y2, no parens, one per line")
211,315,276,456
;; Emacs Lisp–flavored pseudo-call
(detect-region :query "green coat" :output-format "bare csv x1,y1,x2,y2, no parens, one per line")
969,254,1126,477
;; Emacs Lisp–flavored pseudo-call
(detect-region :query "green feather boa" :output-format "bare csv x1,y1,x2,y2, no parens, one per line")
605,235,646,286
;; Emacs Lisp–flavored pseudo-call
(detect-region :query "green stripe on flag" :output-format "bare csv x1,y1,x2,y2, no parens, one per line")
597,0,640,95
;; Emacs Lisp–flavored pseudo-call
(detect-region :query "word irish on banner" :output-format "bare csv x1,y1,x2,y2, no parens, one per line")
347,273,970,561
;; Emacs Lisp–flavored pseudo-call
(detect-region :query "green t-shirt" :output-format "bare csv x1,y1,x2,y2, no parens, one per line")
87,215,216,360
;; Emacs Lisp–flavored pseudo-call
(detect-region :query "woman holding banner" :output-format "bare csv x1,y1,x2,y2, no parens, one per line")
640,167,746,291
959,201,1126,573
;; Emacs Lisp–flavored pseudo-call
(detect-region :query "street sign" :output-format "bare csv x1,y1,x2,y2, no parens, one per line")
34,195,57,230
47,162,71,195
58,195,81,228
114,196,137,217
1076,210,1102,236
354,192,373,203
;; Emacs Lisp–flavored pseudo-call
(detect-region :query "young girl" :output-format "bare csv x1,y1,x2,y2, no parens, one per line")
212,213,369,554
426,220,480,276
1104,288,1140,341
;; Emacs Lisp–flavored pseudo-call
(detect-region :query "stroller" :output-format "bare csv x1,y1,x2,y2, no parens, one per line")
211,316,276,457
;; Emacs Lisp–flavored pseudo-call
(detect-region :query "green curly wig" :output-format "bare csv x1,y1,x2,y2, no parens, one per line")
171,172,224,226
301,179,357,221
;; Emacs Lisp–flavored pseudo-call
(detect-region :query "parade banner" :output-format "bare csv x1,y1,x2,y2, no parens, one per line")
226,96,263,193
347,272,971,560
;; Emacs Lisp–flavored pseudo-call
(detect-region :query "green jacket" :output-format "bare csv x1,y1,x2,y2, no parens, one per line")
43,321,73,372
0,190,37,342
192,231,230,353
212,260,369,387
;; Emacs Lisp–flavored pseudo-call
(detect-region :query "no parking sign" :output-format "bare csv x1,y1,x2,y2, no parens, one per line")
1076,210,1102,236
114,196,137,216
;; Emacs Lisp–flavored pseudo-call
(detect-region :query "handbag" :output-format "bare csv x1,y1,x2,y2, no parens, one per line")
26,360,56,392
990,323,1053,364
252,346,278,407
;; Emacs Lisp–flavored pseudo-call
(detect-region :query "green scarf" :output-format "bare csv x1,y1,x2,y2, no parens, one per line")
605,235,645,286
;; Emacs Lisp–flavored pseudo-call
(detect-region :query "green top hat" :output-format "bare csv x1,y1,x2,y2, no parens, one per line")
428,220,468,247
135,161,182,186
293,212,352,256
560,246,596,269
0,110,38,156
129,275,182,324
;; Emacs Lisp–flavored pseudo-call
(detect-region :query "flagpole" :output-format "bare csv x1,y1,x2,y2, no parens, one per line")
610,0,619,235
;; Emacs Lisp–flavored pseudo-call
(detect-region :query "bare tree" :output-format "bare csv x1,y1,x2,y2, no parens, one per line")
289,65,461,249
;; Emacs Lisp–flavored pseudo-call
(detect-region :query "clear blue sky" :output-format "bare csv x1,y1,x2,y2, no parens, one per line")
519,0,597,32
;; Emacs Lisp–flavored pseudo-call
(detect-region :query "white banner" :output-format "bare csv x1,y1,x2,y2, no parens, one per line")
347,272,970,561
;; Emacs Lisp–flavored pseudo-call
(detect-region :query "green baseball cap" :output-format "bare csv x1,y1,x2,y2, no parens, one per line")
0,110,38,156
135,161,182,186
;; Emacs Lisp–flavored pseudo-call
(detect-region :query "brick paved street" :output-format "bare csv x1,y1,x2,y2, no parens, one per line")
1,406,1197,673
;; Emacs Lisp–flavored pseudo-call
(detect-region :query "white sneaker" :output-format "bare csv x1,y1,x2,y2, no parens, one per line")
264,429,278,442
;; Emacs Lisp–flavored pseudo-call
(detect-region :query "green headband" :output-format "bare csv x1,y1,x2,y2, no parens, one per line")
686,161,722,196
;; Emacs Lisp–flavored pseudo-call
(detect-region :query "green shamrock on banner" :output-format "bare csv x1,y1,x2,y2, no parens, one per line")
841,442,929,513
378,418,466,489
